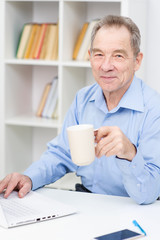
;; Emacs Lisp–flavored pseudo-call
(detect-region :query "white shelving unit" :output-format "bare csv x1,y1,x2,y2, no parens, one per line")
0,0,147,184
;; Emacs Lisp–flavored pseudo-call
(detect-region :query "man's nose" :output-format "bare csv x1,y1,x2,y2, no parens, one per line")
100,56,114,71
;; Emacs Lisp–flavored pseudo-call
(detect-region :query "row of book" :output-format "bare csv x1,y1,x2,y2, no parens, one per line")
36,76,58,119
16,19,98,61
72,19,99,61
16,22,58,60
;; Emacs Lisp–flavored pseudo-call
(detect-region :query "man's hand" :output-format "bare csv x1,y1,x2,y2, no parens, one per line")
94,126,137,161
0,173,32,198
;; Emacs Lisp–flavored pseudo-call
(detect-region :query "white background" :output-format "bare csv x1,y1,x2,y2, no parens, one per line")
146,0,160,91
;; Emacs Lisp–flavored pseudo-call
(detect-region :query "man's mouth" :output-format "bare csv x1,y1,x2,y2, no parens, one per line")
100,75,117,82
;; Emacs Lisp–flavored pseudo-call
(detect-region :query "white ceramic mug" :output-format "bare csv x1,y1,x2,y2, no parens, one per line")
67,124,95,166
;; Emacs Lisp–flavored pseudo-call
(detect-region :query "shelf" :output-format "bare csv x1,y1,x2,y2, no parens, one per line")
0,0,147,178
5,59,59,66
5,114,60,128
62,61,91,68
63,0,121,2
5,59,91,68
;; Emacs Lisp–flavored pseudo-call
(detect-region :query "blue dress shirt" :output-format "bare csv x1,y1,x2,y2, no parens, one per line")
24,75,160,204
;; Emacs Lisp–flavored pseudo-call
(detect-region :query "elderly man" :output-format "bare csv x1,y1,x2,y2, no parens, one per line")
1,15,160,204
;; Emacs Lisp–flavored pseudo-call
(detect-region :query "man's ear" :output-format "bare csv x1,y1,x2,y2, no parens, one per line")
134,52,143,71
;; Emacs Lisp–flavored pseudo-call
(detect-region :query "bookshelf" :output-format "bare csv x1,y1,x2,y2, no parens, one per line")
0,0,147,186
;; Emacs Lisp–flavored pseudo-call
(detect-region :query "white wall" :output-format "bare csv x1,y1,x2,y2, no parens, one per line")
146,0,160,92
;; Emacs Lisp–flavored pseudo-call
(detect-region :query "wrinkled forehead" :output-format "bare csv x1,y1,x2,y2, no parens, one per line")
91,26,135,58
94,25,132,47
97,25,131,39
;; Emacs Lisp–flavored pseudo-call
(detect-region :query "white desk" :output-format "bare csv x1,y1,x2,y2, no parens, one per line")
0,187,159,240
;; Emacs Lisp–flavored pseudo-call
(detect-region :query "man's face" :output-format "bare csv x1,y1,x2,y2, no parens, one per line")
89,26,142,97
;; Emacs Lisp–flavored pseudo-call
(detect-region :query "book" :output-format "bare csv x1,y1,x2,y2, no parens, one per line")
51,23,59,60
83,41,91,61
39,24,51,59
46,84,58,118
28,24,41,59
24,24,39,59
44,24,58,60
42,76,58,118
16,23,32,59
36,82,52,117
51,99,58,119
72,22,89,60
33,23,48,59
76,20,98,61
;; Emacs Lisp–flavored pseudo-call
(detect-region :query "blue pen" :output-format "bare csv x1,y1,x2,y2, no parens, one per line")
132,220,147,236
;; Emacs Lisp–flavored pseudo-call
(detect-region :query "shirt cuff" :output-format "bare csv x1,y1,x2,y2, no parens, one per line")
23,168,45,190
116,148,145,177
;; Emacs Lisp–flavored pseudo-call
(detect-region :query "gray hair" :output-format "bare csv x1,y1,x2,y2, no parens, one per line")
90,15,141,57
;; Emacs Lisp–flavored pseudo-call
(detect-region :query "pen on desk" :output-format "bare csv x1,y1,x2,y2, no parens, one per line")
132,220,147,236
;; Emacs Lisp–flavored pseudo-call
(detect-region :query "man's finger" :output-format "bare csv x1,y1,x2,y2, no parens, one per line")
95,126,111,142
94,129,98,136
3,174,20,198
96,140,115,158
0,175,11,194
4,183,17,198
18,182,32,198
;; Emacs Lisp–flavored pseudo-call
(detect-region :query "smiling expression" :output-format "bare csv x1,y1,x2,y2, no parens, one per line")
89,26,142,101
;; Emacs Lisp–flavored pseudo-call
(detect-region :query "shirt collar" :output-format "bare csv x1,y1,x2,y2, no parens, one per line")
89,75,144,113
117,75,144,112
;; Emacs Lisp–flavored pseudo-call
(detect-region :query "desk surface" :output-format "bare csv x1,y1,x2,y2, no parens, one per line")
0,187,159,240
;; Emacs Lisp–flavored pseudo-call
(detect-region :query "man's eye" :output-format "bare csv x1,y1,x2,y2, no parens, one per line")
113,54,125,62
115,54,123,58
94,53,103,57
